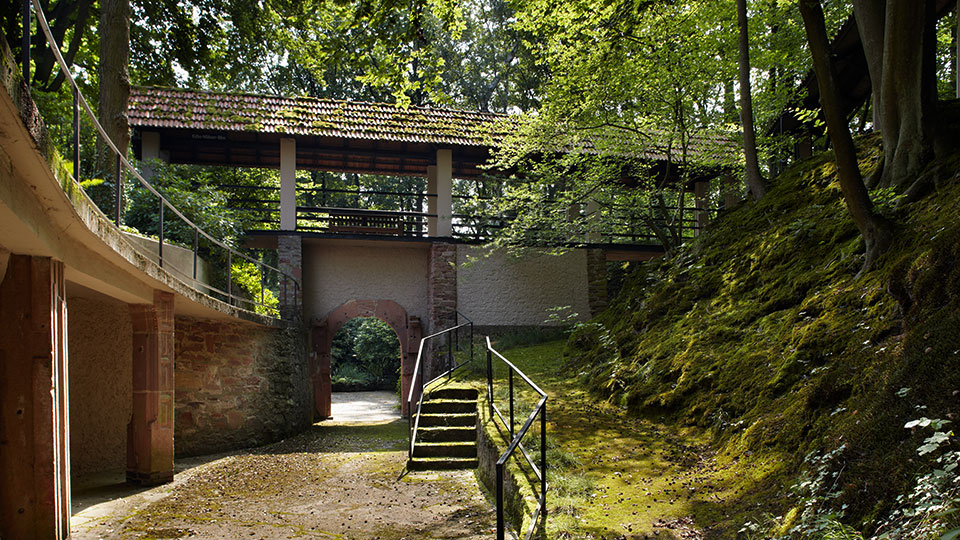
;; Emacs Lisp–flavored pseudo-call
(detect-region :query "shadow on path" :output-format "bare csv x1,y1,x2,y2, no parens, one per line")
71,391,497,540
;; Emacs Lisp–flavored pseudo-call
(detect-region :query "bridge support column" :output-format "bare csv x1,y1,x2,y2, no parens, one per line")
0,255,71,540
694,180,709,235
280,137,297,231
428,242,458,378
436,149,453,237
723,173,741,211
585,199,601,243
127,290,175,486
586,249,608,316
427,165,438,236
278,234,302,321
140,131,167,181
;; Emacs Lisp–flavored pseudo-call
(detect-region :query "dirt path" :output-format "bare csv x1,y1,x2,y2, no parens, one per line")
71,418,498,540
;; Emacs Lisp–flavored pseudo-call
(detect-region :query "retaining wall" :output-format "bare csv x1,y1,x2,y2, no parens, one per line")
174,316,310,456
67,295,132,476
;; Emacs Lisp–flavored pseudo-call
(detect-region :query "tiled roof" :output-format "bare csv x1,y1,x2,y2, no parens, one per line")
127,87,513,147
128,87,736,168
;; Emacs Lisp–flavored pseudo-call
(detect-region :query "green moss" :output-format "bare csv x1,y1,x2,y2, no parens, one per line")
565,134,960,535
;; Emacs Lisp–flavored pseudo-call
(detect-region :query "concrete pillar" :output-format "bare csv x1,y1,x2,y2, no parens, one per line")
141,131,161,181
277,234,302,321
586,249,609,316
0,255,71,540
694,180,709,235
280,137,297,231
427,165,438,237
403,316,422,417
436,149,453,237
585,199,601,243
723,174,741,211
127,290,175,486
428,243,457,379
310,321,332,420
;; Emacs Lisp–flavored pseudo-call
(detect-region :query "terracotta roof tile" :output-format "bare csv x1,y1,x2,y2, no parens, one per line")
128,87,512,147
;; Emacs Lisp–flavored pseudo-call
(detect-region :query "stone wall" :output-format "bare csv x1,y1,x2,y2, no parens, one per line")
174,316,310,457
67,295,132,477
457,247,592,327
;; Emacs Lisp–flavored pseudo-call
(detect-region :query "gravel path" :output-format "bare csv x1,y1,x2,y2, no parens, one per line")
71,404,497,539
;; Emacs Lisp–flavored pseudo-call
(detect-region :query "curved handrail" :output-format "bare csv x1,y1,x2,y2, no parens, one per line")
24,0,300,314
486,337,548,540
407,311,474,460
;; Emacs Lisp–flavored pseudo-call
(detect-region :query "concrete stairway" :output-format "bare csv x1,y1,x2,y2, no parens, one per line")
409,387,478,470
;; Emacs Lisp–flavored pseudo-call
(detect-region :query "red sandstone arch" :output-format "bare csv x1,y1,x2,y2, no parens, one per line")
310,299,422,419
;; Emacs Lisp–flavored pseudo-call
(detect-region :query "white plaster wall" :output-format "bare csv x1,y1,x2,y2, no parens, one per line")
457,247,591,326
303,243,430,324
67,295,132,477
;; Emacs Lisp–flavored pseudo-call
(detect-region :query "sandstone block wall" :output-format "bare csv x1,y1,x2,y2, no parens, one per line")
67,295,132,477
174,316,310,457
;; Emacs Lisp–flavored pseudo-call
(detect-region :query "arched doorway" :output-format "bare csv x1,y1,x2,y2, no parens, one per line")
311,300,421,419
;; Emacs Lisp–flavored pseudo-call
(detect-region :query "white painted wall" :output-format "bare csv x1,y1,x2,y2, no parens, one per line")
457,247,591,326
303,242,430,324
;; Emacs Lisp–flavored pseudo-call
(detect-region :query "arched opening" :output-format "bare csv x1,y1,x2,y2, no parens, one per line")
312,300,421,420
329,318,402,421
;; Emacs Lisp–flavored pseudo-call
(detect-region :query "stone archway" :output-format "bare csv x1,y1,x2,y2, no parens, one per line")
311,300,422,419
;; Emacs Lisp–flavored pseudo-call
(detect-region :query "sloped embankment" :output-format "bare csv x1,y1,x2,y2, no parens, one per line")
568,135,960,535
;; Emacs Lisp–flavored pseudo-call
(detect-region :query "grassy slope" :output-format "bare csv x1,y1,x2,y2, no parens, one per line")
567,135,960,536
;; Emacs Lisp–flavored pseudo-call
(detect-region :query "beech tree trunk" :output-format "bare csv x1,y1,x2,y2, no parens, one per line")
853,0,937,190
736,0,767,200
97,0,131,174
800,0,891,274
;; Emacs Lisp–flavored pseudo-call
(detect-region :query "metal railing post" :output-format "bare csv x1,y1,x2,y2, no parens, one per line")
21,0,30,85
496,463,505,540
72,87,79,181
227,250,232,303
114,154,122,224
509,369,515,439
541,401,547,523
486,347,494,418
158,201,164,267
192,229,199,279
447,332,453,377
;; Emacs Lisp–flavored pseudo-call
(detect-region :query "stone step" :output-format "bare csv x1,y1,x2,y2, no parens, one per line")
412,441,477,459
419,426,475,443
421,399,476,414
407,457,479,471
419,412,477,427
428,387,479,400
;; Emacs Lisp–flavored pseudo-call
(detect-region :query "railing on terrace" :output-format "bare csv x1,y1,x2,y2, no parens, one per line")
407,312,474,459
485,336,548,540
227,183,713,245
19,0,299,317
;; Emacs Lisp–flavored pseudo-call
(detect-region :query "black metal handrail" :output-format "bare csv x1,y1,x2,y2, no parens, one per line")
486,336,548,540
407,311,474,460
21,0,300,316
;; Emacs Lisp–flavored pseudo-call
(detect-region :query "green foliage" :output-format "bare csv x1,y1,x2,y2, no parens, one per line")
230,260,279,316
125,161,241,246
332,318,401,392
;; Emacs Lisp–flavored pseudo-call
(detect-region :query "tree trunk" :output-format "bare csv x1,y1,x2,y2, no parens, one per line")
736,0,767,200
853,0,937,190
97,0,131,175
800,0,891,274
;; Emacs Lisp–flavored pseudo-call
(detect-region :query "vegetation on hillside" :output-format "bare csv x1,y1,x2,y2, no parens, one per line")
567,136,960,537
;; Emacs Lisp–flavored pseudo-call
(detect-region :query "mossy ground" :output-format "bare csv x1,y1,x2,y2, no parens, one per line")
564,134,960,537
71,417,497,540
